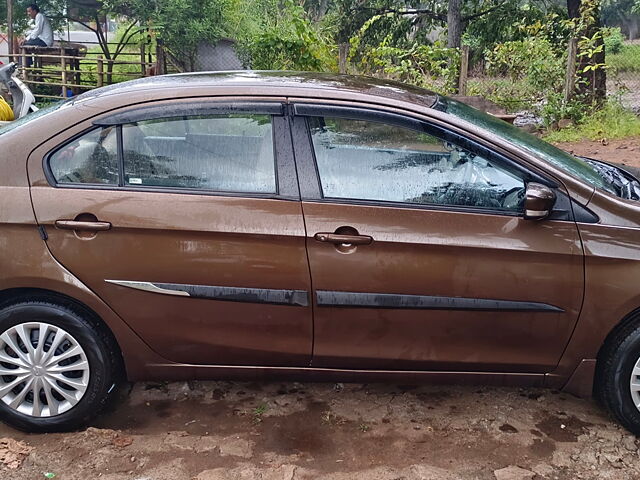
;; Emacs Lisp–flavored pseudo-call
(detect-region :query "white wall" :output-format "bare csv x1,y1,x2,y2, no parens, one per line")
0,33,8,65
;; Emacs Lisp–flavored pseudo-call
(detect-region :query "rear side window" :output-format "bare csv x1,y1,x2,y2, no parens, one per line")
47,113,277,195
49,126,119,185
122,114,276,193
308,117,525,212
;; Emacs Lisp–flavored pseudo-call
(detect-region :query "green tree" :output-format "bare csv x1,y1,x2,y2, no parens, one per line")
464,3,568,55
105,0,232,71
1,0,67,39
233,0,335,70
602,0,638,39
567,0,607,103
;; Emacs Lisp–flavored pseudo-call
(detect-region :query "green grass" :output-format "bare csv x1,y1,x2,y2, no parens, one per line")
81,43,154,85
544,102,640,143
252,403,268,424
607,43,640,73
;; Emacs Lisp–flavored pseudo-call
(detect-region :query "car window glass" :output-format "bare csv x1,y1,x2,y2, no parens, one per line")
308,117,525,212
49,126,119,185
122,114,276,193
438,96,615,194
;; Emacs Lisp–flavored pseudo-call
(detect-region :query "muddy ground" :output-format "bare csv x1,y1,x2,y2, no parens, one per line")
555,136,640,169
2,138,640,480
1,381,639,480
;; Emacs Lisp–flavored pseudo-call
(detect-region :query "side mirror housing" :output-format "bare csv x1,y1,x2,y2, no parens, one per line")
524,183,556,220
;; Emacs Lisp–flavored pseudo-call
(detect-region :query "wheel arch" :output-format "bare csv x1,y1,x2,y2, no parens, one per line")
0,287,126,378
0,282,168,382
594,306,640,395
596,307,640,360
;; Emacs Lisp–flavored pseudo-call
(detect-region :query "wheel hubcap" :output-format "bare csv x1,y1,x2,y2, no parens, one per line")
0,322,90,417
630,358,640,410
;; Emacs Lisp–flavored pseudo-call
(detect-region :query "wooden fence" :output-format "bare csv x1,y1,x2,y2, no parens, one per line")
6,41,169,101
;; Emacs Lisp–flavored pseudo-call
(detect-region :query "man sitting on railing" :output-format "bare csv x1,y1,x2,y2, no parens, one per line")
22,4,53,67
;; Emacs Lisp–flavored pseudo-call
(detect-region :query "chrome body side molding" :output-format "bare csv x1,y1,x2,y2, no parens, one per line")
105,280,190,297
105,280,309,307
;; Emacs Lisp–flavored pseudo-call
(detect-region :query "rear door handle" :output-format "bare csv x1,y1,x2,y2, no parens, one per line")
55,220,112,232
314,233,373,245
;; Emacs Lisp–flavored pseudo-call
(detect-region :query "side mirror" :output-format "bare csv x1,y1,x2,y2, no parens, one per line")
524,183,556,220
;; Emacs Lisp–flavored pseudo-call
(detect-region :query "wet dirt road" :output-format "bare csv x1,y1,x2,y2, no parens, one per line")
0,380,639,479
555,137,640,170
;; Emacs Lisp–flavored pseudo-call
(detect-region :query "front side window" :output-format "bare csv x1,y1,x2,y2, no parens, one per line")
308,117,526,212
122,114,276,193
49,126,119,185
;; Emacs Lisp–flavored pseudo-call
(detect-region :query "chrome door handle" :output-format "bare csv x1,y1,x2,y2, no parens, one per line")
55,220,112,232
314,233,373,245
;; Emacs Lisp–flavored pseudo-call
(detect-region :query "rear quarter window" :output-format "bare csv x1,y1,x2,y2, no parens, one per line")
49,127,119,185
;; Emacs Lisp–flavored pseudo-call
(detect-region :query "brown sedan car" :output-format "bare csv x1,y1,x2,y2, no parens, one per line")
1,71,640,433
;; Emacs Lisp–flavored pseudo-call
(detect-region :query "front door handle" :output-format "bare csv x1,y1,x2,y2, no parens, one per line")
55,220,112,232
314,232,373,245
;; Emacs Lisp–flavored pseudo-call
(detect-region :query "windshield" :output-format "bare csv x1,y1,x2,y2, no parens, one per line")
0,100,68,137
436,96,616,194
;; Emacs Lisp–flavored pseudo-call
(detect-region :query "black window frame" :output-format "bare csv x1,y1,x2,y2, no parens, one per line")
43,102,300,201
290,103,571,219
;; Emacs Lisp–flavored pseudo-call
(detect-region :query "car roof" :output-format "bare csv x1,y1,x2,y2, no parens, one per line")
71,71,439,110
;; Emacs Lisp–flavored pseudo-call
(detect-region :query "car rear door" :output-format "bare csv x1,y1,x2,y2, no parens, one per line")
291,103,584,373
28,100,313,367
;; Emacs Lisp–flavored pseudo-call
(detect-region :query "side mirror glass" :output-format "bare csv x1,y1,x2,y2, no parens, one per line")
524,183,556,220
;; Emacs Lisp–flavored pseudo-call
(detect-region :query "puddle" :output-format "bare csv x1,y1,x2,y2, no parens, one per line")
535,414,593,442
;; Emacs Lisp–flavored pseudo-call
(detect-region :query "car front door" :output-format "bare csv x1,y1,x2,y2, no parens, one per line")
28,100,312,366
292,104,584,373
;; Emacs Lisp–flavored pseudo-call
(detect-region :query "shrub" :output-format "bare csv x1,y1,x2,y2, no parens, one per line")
466,78,539,113
242,0,335,71
539,92,590,127
603,27,624,55
355,38,460,93
485,37,564,93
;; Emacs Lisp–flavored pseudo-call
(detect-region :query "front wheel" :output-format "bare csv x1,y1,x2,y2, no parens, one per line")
0,300,120,432
597,319,640,435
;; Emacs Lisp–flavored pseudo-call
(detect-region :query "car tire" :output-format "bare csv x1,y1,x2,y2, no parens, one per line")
0,299,120,432
596,317,640,435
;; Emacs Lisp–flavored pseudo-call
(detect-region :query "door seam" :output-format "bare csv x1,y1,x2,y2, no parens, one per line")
286,98,316,367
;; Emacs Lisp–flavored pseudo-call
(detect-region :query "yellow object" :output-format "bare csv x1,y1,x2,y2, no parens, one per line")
0,97,14,122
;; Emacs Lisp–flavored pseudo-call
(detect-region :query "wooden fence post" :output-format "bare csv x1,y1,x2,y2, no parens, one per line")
20,46,27,79
458,45,469,96
7,0,13,59
60,47,67,97
97,55,104,87
564,38,578,102
156,39,166,75
140,43,146,76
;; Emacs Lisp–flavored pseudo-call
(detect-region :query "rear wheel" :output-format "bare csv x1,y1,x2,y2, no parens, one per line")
597,318,640,435
0,300,119,432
